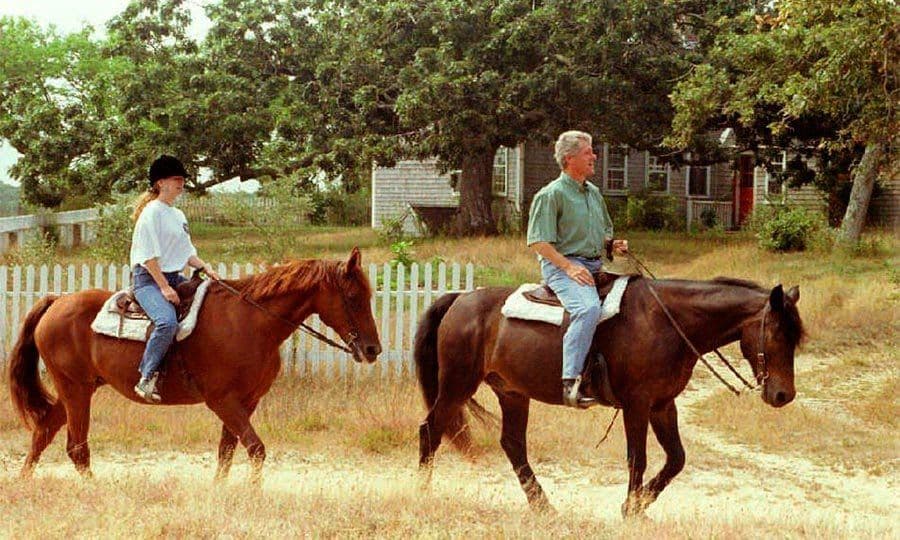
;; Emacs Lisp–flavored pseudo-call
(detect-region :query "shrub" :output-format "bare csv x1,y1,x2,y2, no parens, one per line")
308,186,370,226
755,206,822,252
624,190,682,231
88,199,133,263
3,231,57,267
700,206,719,229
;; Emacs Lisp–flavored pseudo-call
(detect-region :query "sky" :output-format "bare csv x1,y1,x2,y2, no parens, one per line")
0,0,213,187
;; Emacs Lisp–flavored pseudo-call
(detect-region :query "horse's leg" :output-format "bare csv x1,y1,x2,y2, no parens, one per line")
208,398,266,486
20,401,67,478
214,399,260,482
213,425,238,482
642,400,685,508
61,385,97,478
495,391,553,512
621,404,651,519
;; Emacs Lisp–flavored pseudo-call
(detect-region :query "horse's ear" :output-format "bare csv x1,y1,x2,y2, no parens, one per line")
785,285,800,304
347,247,361,273
769,284,785,312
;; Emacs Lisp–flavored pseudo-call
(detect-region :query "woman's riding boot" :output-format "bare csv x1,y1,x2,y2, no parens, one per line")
134,372,162,403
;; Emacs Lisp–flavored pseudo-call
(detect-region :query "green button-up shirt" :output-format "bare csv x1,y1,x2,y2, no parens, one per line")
526,173,614,259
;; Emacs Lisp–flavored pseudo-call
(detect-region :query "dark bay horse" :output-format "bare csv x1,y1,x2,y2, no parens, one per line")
8,248,381,482
414,276,803,517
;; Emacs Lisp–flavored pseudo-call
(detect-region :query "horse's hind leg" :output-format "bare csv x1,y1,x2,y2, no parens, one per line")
214,399,259,482
495,391,552,512
61,385,97,478
21,401,67,478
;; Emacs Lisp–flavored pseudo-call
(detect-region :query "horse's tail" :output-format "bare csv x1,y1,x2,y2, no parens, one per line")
8,295,58,430
414,292,461,411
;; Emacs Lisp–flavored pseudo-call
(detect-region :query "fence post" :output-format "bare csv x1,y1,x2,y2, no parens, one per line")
408,263,420,377
0,266,7,354
380,263,392,379
394,263,406,377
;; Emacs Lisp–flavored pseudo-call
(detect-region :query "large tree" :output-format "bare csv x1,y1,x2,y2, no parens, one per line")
668,0,899,243
274,0,696,235
0,18,125,207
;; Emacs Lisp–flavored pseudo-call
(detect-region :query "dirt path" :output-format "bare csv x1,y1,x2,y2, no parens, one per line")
1,354,895,535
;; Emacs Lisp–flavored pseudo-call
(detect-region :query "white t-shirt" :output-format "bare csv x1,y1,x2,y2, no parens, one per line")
129,199,198,272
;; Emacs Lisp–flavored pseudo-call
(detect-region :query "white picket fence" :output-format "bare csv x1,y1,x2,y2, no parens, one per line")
0,261,476,379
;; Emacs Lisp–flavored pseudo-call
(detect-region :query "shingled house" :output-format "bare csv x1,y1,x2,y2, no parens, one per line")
371,135,898,234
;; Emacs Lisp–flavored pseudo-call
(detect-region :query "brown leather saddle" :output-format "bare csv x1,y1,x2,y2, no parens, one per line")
114,269,206,323
523,271,624,308
522,271,634,409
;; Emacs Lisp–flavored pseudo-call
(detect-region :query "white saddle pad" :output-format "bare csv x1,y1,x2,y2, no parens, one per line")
500,276,630,326
90,280,212,342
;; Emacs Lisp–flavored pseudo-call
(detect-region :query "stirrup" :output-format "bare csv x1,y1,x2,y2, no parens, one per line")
134,373,162,403
563,376,597,409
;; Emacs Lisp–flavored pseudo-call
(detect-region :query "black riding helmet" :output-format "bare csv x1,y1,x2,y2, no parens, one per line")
148,155,188,187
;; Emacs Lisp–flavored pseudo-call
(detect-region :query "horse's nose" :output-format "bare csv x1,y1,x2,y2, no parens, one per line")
773,389,794,407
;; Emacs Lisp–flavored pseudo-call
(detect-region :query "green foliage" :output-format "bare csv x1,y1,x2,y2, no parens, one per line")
668,0,898,242
377,210,413,246
700,206,719,229
3,231,57,267
307,186,371,226
390,241,415,268
624,191,682,231
88,199,134,263
0,182,21,216
754,206,823,252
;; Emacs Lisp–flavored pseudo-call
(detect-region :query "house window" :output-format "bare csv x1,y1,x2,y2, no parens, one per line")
766,151,787,196
646,154,669,192
604,145,628,191
492,147,509,196
686,166,710,197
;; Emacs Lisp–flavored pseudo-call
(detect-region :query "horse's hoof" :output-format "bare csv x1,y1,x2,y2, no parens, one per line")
620,502,648,520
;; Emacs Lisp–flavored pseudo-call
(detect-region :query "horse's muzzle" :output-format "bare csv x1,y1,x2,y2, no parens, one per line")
352,341,381,363
762,382,795,408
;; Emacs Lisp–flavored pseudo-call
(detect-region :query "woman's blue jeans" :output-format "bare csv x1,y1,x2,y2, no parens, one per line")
132,265,186,379
540,256,603,379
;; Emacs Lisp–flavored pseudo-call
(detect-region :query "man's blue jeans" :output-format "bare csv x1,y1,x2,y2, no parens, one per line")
133,265,186,379
541,256,603,379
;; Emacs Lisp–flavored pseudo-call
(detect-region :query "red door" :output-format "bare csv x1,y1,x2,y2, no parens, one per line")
737,155,754,226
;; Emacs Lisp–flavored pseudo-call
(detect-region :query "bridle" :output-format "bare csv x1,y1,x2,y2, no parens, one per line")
210,275,359,355
626,252,769,396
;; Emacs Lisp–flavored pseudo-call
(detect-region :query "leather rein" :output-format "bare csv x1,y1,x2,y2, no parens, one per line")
208,275,357,355
624,252,768,395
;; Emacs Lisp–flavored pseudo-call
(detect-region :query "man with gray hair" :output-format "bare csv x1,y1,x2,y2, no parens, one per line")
526,130,628,408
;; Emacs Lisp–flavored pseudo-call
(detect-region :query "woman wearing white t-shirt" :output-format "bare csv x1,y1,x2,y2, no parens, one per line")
131,155,220,402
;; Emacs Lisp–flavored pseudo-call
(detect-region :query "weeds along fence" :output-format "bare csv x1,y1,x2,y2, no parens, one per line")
0,261,476,379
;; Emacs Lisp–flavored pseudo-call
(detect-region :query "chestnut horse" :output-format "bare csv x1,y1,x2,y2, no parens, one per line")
415,277,803,517
8,248,381,482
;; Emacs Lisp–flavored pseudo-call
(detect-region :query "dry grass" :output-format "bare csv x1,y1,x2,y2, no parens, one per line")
1,228,897,536
693,347,899,476
1,471,888,539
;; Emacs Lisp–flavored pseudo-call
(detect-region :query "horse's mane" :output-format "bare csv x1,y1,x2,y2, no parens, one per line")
711,276,768,293
711,276,806,346
228,259,370,301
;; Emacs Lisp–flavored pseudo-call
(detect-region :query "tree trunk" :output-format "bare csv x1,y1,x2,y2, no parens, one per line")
453,150,498,236
838,143,885,244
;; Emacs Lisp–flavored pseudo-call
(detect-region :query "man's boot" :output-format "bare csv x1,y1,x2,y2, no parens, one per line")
134,372,162,403
562,376,597,409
